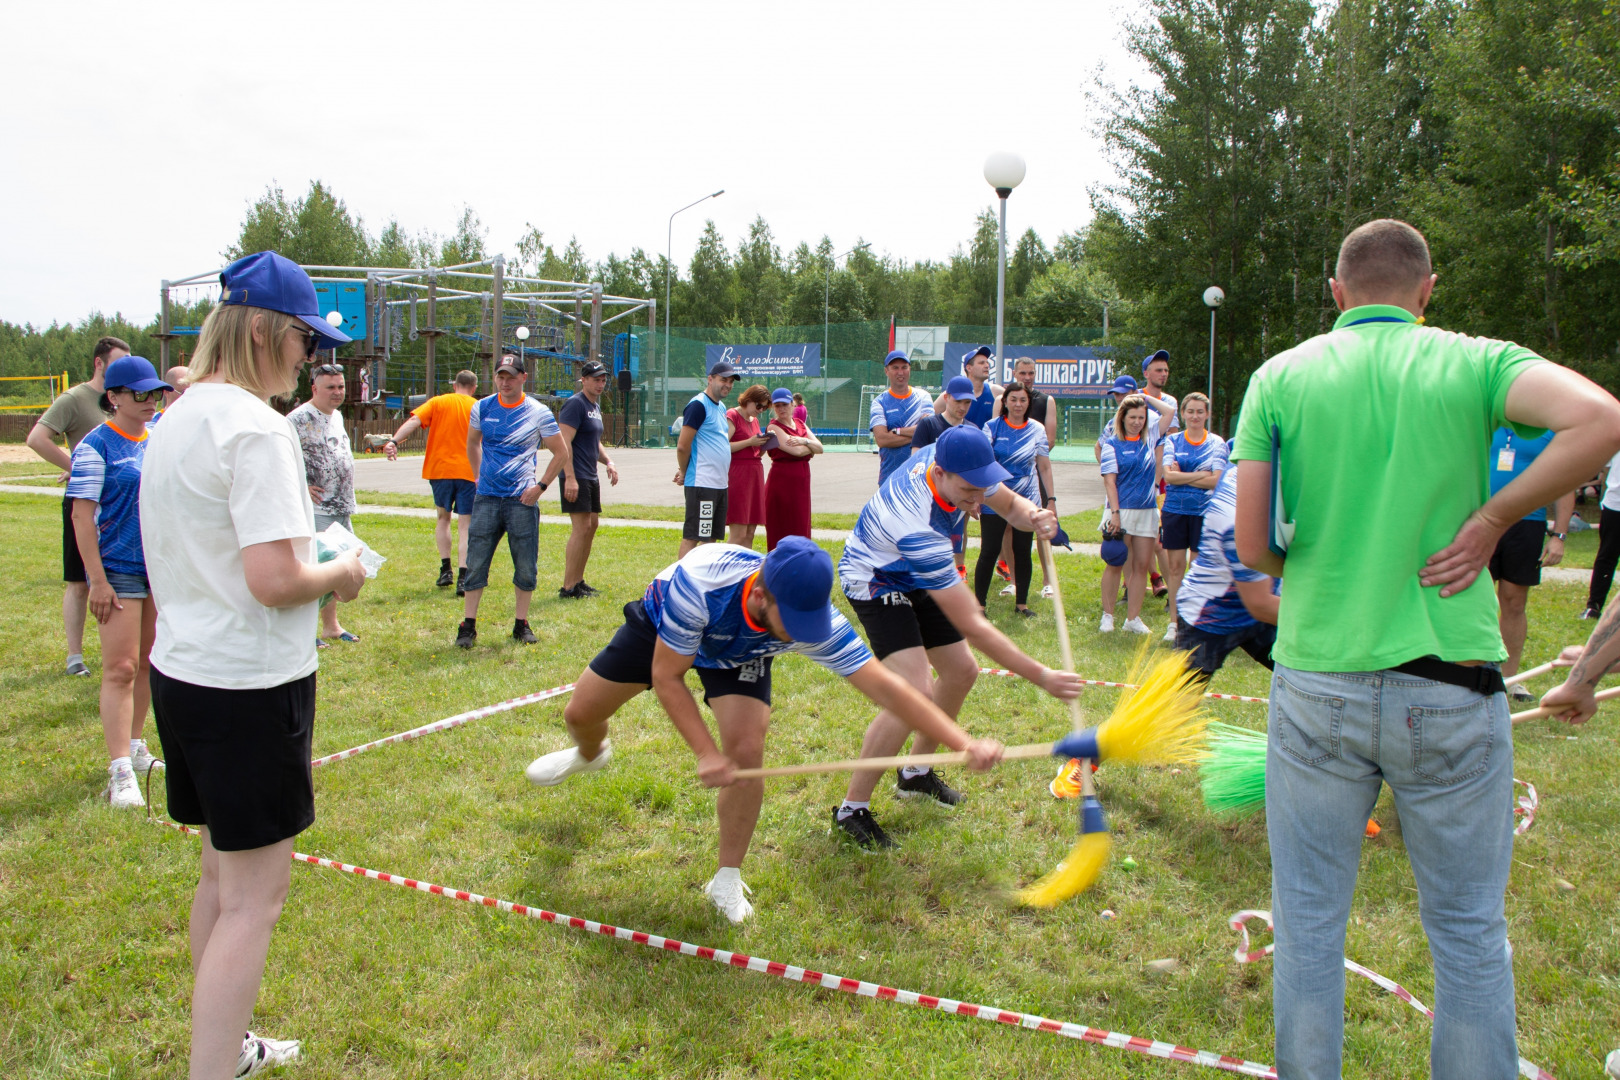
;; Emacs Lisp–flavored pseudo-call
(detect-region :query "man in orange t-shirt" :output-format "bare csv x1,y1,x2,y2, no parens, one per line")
386,369,479,594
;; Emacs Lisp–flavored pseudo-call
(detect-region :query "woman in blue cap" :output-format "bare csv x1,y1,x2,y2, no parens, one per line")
974,382,1053,616
67,355,170,810
763,386,821,550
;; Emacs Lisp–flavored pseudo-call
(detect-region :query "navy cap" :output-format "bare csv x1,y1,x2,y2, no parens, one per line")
885,350,910,366
219,251,353,348
495,354,526,374
1100,535,1128,567
708,360,739,378
1109,375,1138,396
961,345,992,369
761,537,835,642
103,355,171,394
579,360,607,378
1141,349,1169,371
770,387,794,404
944,376,976,401
933,424,1012,488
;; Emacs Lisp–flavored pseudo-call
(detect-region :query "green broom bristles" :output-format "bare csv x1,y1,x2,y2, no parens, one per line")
1199,721,1268,817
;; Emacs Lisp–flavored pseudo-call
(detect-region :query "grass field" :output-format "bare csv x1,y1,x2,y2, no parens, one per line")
2,490,1617,1079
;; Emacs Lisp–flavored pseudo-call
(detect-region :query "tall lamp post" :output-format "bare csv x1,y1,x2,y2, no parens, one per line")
982,152,1026,377
1203,285,1224,401
663,189,725,422
823,241,869,423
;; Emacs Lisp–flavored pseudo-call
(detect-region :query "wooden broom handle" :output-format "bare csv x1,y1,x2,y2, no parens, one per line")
1504,659,1558,688
1037,534,1097,800
733,742,1055,780
1510,684,1620,725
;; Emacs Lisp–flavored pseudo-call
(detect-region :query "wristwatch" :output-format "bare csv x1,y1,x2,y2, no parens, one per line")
537,481,549,494
1547,529,1566,541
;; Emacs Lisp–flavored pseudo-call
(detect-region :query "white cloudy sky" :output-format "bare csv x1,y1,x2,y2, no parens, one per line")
0,0,1147,326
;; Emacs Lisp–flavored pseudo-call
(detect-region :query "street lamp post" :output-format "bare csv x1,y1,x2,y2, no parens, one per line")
982,152,1026,379
663,189,725,424
823,241,869,423
1203,285,1225,401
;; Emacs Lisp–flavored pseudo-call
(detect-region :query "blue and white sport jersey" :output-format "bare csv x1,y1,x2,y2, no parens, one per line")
469,394,560,498
644,544,872,675
963,382,996,431
66,421,149,576
840,443,997,599
1098,427,1164,510
981,416,1049,517
1160,431,1229,516
682,392,731,489
1177,467,1277,633
870,388,933,486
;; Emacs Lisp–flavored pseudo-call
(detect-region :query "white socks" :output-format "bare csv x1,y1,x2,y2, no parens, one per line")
836,800,870,820
129,739,146,758
711,866,742,885
108,756,131,775
899,765,931,780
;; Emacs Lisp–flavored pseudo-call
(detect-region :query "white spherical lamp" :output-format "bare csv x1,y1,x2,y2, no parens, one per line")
325,309,345,327
983,152,1027,196
514,325,531,341
1203,286,1225,309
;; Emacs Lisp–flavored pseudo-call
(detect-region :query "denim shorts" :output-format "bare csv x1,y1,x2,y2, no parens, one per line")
463,495,540,593
103,569,150,599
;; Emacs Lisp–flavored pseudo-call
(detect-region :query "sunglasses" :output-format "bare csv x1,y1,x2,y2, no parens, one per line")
289,326,322,359
311,364,344,378
114,388,163,403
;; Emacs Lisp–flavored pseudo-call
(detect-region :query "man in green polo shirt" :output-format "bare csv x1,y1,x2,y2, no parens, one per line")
1231,219,1620,1080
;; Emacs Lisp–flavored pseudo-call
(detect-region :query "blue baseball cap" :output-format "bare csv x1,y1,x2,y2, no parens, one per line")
1100,535,1128,567
103,355,171,394
961,345,992,369
885,350,910,366
761,536,835,642
770,387,794,404
933,424,1012,488
1109,375,1138,396
708,359,739,378
944,376,976,401
219,251,353,348
1141,349,1169,371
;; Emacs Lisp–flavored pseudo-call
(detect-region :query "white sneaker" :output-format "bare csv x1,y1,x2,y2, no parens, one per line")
1000,583,1016,597
525,740,612,787
1099,613,1115,633
1041,585,1055,599
1123,617,1151,635
1163,623,1178,643
702,872,754,924
104,765,144,810
130,742,162,773
237,1031,301,1077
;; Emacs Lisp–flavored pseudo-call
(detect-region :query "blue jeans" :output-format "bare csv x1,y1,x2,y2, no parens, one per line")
1266,665,1517,1080
462,495,539,593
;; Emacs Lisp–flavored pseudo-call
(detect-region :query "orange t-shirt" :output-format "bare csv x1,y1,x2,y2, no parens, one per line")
413,392,477,481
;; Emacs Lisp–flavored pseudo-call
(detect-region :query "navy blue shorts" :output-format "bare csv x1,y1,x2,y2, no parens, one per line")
1174,621,1276,678
588,601,773,704
430,477,477,516
1160,510,1205,552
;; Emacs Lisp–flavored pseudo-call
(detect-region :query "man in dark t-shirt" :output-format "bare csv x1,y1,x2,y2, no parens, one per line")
557,361,620,598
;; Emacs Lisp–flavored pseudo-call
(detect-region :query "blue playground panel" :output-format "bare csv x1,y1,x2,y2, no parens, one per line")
313,281,368,343
613,333,641,380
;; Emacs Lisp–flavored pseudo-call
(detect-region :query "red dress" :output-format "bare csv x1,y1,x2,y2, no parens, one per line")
764,417,812,550
726,408,767,527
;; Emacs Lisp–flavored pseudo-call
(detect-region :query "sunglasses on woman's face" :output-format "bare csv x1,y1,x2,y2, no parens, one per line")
118,388,163,403
289,326,321,358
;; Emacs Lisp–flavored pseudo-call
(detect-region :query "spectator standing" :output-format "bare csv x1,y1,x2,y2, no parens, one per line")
911,376,978,577
161,366,191,412
974,383,1052,617
140,251,367,1080
870,350,933,487
675,360,738,557
1485,427,1574,699
764,387,822,550
1231,219,1620,1080
791,392,809,426
68,355,171,808
937,345,1001,431
557,361,621,598
1141,349,1180,599
726,384,772,548
385,369,479,595
1582,449,1620,619
1097,392,1177,633
993,357,1060,599
26,334,129,676
456,355,571,649
289,364,360,646
1159,392,1228,641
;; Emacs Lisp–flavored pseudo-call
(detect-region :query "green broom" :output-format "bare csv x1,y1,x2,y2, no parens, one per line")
1198,721,1267,818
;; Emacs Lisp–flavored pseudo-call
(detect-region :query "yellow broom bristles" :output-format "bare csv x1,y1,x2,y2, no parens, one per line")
1095,641,1211,765
1014,831,1111,908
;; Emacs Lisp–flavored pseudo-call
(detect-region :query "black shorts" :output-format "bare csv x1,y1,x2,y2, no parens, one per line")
62,496,86,583
1488,519,1546,588
1160,510,1205,552
150,665,317,851
588,601,773,705
683,486,727,541
1175,621,1276,678
561,477,602,515
848,589,965,660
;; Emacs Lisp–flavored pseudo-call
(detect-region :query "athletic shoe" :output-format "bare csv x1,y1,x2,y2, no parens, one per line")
1049,758,1084,799
1122,617,1151,635
512,619,538,644
1151,572,1168,598
436,562,454,588
104,765,144,810
576,582,600,597
130,743,162,774
65,658,91,677
455,568,466,598
996,559,1012,582
701,873,755,924
525,741,612,786
454,619,476,649
1016,606,1037,619
1040,585,1055,600
832,806,897,849
894,767,961,808
956,565,967,580
1510,684,1535,702
1000,583,1016,597
1099,612,1115,633
1163,623,1178,643
1580,607,1601,620
236,1032,301,1077
558,583,582,599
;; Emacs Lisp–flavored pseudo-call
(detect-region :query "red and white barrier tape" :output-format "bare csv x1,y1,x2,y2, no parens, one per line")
1513,778,1539,837
978,667,1268,704
310,683,575,768
1228,910,1554,1080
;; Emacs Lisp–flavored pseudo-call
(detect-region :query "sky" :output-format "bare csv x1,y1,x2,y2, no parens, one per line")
0,0,1149,327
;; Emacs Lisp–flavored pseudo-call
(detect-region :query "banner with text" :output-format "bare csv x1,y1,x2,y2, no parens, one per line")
705,343,822,377
943,343,1115,398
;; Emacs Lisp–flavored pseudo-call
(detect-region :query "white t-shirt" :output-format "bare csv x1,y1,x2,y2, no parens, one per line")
1603,450,1620,513
141,383,319,690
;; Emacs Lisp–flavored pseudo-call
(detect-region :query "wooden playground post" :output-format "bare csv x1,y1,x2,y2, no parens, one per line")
589,285,603,366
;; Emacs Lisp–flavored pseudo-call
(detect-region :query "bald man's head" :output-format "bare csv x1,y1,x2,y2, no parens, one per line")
1333,220,1432,303
163,365,191,407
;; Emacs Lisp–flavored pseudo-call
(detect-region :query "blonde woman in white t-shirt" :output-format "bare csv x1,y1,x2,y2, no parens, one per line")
140,251,366,1080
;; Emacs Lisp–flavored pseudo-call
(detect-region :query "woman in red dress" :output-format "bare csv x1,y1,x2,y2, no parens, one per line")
725,384,772,548
764,387,823,551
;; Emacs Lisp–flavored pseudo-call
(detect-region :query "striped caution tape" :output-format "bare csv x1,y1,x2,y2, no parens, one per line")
1514,778,1539,837
978,667,1268,704
310,683,575,768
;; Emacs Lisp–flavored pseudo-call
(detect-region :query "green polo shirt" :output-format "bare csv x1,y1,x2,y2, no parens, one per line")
1230,304,1547,672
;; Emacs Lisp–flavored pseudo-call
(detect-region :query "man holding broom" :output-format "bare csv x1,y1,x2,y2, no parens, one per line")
1232,218,1620,1079
521,536,1005,924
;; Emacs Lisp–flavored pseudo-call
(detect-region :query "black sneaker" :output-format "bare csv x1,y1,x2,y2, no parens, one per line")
1580,606,1601,620
512,619,538,644
455,568,467,598
1509,684,1535,702
558,583,581,599
894,768,962,808
455,619,477,649
575,581,600,597
436,561,454,588
832,806,897,849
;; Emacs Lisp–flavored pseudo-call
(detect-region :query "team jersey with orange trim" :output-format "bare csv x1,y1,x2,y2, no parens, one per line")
870,387,934,485
67,420,150,575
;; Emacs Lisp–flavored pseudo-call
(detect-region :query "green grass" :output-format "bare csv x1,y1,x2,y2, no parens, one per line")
0,461,58,479
1,490,1616,1078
